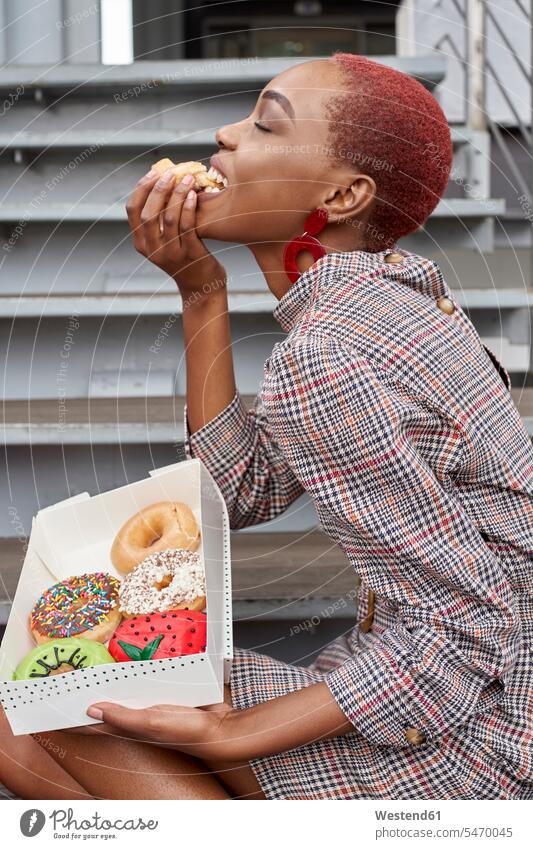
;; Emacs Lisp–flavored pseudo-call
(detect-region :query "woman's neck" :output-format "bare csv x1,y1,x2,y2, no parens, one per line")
248,225,369,301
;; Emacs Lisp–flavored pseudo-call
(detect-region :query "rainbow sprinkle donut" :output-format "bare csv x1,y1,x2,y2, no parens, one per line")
30,572,122,645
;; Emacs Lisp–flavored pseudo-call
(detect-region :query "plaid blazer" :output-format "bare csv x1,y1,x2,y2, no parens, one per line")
184,247,533,790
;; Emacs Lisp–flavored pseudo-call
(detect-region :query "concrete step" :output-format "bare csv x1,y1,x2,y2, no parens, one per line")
1,394,250,444
423,247,533,289
0,286,528,373
2,389,532,446
1,285,530,319
2,246,532,298
0,197,505,225
0,532,357,624
0,56,446,95
0,125,480,152
0,291,277,319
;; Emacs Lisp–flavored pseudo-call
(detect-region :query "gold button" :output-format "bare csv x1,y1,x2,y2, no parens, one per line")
405,727,426,746
437,296,455,315
384,252,404,264
359,589,376,633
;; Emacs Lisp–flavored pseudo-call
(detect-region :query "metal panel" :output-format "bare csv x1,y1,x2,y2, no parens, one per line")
5,0,63,66
64,0,102,64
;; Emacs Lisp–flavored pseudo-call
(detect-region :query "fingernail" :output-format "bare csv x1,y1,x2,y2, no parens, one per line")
87,706,103,720
159,169,175,183
180,174,194,188
185,189,196,205
145,168,157,178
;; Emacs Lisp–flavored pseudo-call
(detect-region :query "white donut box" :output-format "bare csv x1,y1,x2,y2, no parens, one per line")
0,458,232,735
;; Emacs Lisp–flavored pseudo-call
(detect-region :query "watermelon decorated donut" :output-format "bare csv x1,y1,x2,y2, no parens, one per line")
108,610,207,661
13,638,114,680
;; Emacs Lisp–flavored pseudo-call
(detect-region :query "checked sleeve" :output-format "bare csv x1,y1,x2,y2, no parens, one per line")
183,390,304,529
261,333,521,748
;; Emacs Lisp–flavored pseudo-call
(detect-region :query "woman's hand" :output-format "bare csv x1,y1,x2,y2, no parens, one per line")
126,168,227,300
65,683,354,762
66,699,242,762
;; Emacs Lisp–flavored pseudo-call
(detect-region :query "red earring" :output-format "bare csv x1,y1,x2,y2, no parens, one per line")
283,208,328,283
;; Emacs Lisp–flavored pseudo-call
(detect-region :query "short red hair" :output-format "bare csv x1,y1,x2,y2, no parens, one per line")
325,52,452,251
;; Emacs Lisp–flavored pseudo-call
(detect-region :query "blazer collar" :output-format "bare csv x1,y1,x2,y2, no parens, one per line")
273,247,451,333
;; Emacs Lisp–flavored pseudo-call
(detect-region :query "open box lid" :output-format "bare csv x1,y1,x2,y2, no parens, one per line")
0,458,233,686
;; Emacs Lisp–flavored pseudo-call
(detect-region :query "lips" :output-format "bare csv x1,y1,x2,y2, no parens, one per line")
200,165,228,193
210,154,228,177
195,157,229,202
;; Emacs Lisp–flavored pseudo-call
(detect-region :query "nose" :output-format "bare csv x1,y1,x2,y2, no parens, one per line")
215,122,239,151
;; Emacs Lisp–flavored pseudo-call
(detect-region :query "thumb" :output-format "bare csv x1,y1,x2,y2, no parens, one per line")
86,702,175,743
87,701,149,734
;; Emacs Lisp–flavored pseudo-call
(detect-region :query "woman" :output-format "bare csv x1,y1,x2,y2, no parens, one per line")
1,52,532,800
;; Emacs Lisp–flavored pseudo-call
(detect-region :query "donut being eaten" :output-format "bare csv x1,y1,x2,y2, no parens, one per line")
111,500,200,575
152,158,227,194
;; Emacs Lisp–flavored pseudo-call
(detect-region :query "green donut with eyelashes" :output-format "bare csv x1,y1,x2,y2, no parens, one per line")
13,637,114,680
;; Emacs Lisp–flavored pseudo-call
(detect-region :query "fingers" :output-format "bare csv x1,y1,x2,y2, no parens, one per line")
125,169,159,253
161,174,195,248
126,166,217,282
86,702,169,742
178,188,207,261
140,169,177,256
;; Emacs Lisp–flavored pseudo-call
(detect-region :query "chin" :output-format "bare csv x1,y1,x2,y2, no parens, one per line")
195,209,255,244
195,221,239,243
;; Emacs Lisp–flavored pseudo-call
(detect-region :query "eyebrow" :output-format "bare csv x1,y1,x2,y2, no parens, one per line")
259,90,295,123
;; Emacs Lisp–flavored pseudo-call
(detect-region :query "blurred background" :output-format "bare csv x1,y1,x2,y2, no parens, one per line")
1,0,532,663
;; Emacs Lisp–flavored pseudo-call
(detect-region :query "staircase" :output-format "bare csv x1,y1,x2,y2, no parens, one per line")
1,25,531,632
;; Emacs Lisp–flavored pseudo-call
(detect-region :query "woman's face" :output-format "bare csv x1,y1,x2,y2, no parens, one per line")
192,59,365,245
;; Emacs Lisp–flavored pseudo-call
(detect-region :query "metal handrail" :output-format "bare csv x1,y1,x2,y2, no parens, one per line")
430,0,533,278
484,2,530,82
486,114,532,200
485,58,532,149
433,33,468,108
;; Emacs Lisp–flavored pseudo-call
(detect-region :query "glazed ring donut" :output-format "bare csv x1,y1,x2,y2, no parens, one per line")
111,501,200,576
118,548,206,617
14,638,114,680
30,573,121,645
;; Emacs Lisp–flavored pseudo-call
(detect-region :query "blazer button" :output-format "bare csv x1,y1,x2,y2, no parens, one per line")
359,588,376,633
437,296,455,315
384,252,403,264
405,727,426,746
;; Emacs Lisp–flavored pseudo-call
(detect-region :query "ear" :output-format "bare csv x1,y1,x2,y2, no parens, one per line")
322,173,376,223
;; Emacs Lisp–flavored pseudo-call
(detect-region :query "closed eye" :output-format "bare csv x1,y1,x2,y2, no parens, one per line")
254,121,272,133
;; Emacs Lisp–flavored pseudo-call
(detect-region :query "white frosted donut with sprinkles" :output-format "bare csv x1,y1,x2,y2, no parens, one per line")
119,548,206,617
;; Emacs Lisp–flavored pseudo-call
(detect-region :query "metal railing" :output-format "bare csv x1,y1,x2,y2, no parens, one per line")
432,0,533,281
